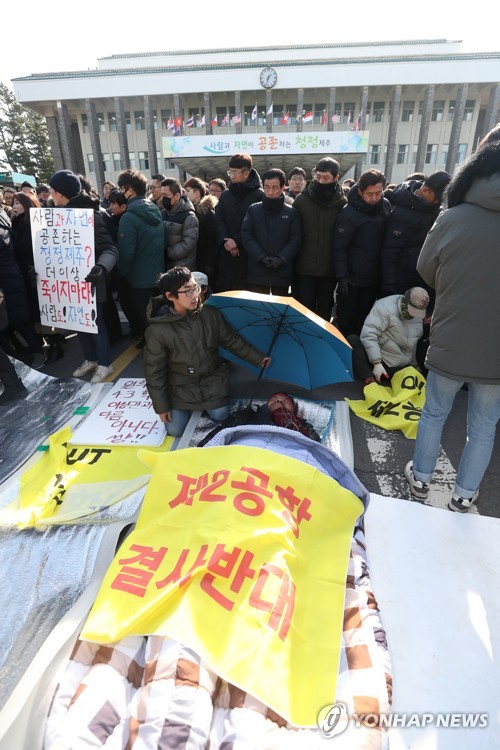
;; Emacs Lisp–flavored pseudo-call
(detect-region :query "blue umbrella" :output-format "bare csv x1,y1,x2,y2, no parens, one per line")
206,291,353,390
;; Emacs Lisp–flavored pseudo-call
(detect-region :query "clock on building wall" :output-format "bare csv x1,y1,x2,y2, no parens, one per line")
260,67,277,89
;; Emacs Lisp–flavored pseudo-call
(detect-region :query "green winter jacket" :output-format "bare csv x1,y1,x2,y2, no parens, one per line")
144,297,264,413
117,197,164,288
293,180,346,276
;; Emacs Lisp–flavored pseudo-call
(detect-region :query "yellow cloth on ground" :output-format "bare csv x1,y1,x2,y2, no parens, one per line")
0,426,173,529
346,366,426,438
81,445,363,727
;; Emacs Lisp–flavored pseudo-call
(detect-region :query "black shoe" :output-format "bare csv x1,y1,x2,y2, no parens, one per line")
44,334,65,363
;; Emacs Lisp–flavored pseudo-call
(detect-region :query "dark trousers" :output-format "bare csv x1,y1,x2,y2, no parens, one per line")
293,275,336,321
335,286,377,337
117,277,155,337
347,334,405,382
248,283,290,296
0,347,22,394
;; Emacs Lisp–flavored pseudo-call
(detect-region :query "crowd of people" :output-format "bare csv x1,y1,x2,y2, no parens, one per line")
2,126,500,512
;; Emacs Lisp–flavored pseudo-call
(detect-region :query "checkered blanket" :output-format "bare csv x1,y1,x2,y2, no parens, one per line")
44,527,392,749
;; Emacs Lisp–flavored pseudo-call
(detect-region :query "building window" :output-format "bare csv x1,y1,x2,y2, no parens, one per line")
128,152,136,169
161,109,172,128
314,104,326,125
138,151,149,170
125,112,132,132
113,153,122,171
153,111,158,130
431,101,445,122
456,143,468,163
81,113,88,133
97,112,105,132
286,104,297,122
135,111,145,131
425,144,438,165
243,106,256,127
412,144,418,163
272,104,284,126
402,101,415,122
463,100,475,121
440,145,449,166
397,145,409,164
102,153,110,172
447,101,455,122
343,103,355,124
87,154,95,173
417,102,423,122
331,102,342,124
369,144,380,165
108,112,117,131
372,101,385,123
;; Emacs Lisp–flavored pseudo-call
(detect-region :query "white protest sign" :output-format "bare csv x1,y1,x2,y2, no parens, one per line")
70,378,165,446
30,207,97,333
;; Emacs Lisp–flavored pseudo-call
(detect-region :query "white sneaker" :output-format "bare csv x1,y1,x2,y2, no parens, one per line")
73,360,97,378
90,364,114,384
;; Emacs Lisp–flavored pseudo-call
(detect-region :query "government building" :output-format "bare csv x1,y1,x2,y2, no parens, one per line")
13,39,500,191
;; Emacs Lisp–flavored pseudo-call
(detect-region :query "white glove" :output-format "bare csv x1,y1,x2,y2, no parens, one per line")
372,363,389,382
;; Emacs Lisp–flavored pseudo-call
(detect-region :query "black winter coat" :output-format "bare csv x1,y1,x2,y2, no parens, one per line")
381,180,440,294
0,209,32,326
333,186,391,287
215,169,264,290
241,195,302,285
66,192,118,303
11,215,39,321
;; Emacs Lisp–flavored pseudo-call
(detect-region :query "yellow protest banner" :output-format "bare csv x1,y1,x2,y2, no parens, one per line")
0,426,173,529
346,366,426,438
81,445,364,727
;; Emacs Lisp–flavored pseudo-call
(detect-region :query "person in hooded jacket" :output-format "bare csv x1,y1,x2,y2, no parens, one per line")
48,170,119,383
160,178,199,271
381,171,451,297
333,169,391,336
215,153,264,291
241,168,301,295
292,157,347,320
116,169,165,341
143,266,270,437
404,142,500,514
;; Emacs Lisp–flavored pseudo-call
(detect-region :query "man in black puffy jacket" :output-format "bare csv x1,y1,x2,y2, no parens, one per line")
333,169,390,336
241,168,301,295
381,171,451,296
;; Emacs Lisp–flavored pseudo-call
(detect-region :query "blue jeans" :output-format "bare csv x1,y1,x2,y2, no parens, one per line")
412,370,500,498
78,303,111,366
166,404,230,437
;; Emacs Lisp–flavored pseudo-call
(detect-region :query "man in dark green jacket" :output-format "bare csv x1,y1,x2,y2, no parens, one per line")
116,169,164,339
293,158,346,320
144,266,270,436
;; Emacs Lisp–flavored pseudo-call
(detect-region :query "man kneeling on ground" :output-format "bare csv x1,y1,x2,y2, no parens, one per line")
143,266,271,436
348,287,429,385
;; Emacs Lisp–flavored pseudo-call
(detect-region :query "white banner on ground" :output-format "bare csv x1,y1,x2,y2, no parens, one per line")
70,378,165,446
30,207,97,333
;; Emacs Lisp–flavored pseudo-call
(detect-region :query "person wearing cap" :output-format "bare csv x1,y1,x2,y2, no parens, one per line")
405,142,500,513
381,170,451,297
348,287,429,385
192,270,212,303
48,169,119,383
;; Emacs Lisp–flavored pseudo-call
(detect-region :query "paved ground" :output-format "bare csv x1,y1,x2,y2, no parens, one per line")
10,319,500,520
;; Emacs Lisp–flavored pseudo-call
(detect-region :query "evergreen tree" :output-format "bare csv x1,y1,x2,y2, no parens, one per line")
0,83,54,182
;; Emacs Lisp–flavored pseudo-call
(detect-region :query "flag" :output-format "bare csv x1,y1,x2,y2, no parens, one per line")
282,112,290,125
295,113,301,122
199,114,205,127
174,116,183,129
321,111,327,126
332,113,340,124
186,115,194,128
356,110,362,130
303,111,313,123
347,110,352,124
251,104,257,121
221,113,229,126
267,102,273,116
232,113,241,125
167,118,175,131
211,115,218,126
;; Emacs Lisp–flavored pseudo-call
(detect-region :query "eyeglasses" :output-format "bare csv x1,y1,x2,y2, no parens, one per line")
177,284,200,297
119,186,130,194
227,168,247,177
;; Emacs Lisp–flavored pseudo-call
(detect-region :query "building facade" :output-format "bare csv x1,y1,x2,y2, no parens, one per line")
13,39,500,191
